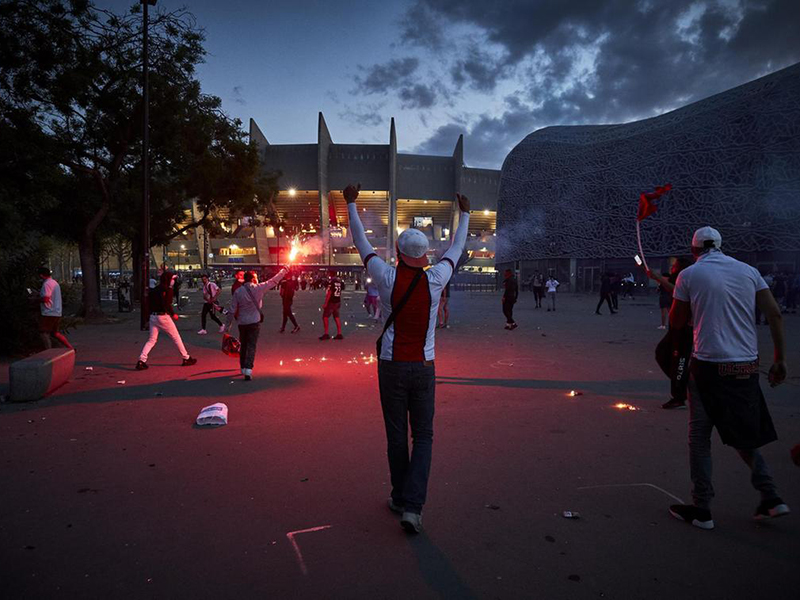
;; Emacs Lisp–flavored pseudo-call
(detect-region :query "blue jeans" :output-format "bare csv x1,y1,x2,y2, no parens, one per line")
688,374,778,509
378,360,436,514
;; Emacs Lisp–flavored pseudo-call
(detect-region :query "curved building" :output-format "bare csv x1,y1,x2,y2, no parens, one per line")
497,62,800,291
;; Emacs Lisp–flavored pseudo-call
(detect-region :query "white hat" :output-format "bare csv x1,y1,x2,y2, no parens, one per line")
397,228,429,268
691,226,722,249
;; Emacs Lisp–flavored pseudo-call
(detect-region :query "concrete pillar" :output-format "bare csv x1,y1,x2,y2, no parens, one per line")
317,112,333,265
388,118,398,263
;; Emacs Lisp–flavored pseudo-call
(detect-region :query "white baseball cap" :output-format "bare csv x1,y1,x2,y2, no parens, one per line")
691,226,722,249
397,228,429,268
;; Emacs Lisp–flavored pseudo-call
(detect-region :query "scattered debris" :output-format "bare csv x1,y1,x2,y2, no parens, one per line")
562,511,580,519
485,504,501,510
568,574,581,582
544,535,556,543
300,478,309,482
568,390,583,397
195,403,228,427
84,367,94,371
154,392,163,397
116,380,126,385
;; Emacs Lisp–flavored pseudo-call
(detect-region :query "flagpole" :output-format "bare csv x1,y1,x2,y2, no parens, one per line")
636,219,649,272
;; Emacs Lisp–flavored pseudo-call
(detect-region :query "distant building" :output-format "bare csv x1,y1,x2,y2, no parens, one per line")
497,62,800,292
164,114,500,275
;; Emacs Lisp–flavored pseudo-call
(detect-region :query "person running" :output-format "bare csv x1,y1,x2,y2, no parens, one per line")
502,269,518,330
136,271,197,370
532,270,544,308
198,274,224,335
668,226,789,530
649,257,693,409
610,273,621,311
230,268,288,380
437,278,451,328
346,183,469,533
320,269,344,340
36,267,73,350
279,275,300,333
595,272,617,315
545,275,559,311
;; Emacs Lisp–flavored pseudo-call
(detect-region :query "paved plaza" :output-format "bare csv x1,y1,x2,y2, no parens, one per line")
1,287,798,599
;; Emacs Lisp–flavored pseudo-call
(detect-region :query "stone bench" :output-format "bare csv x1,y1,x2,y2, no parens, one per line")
9,348,75,402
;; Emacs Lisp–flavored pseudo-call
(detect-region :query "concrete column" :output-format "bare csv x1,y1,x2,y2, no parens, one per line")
317,112,333,265
387,118,398,262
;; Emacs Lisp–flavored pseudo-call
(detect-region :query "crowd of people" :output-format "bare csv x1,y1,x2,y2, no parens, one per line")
30,186,796,536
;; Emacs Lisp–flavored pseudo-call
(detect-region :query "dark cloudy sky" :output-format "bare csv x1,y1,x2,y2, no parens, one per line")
97,0,800,169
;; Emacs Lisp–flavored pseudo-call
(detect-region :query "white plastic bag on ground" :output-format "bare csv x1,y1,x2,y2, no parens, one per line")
196,403,228,427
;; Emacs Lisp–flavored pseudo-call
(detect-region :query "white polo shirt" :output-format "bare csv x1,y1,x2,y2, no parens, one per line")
40,277,62,317
673,250,768,362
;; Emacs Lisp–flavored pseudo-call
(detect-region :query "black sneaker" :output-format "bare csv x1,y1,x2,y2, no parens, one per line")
661,398,687,410
754,498,790,520
135,360,148,370
182,357,197,367
509,323,518,330
291,326,301,334
279,328,285,333
334,334,344,340
319,334,330,341
669,504,714,530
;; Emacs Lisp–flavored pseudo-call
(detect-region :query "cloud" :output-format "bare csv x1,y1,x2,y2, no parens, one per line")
404,0,800,167
231,85,246,106
399,83,437,109
354,57,420,95
338,102,386,127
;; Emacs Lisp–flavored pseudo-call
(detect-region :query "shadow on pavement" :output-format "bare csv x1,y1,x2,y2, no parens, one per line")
406,535,478,600
0,373,305,411
436,376,662,397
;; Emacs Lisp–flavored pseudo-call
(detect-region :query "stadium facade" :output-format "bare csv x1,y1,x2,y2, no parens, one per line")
164,114,499,275
496,62,800,292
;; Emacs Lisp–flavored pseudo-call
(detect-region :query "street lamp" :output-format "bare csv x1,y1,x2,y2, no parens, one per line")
140,0,157,331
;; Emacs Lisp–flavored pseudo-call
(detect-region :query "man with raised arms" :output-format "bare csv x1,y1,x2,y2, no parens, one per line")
345,183,470,534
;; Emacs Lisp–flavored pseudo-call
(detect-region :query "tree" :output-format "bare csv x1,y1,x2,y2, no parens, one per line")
0,1,277,317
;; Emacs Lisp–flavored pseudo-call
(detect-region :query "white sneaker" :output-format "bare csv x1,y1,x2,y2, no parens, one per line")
400,511,423,533
218,325,226,333
657,325,666,330
197,329,207,335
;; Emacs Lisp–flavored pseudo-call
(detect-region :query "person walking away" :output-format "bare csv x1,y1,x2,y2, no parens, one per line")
173,273,183,309
649,257,692,409
595,272,617,315
668,226,789,530
36,267,73,350
437,278,451,328
532,270,544,308
279,275,300,333
345,183,470,533
136,271,196,369
545,275,559,311
502,269,518,330
320,270,344,340
230,268,288,380
610,273,621,310
199,274,224,334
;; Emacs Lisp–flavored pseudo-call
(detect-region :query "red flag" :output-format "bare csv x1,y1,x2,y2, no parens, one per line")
637,184,672,221
328,192,339,227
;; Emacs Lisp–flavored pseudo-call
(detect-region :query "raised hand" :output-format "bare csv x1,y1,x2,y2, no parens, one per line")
344,183,361,204
456,193,470,213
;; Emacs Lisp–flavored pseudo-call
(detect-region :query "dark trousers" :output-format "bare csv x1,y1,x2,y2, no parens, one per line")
596,293,614,313
202,302,222,329
238,323,260,370
533,287,543,307
502,300,516,324
281,301,298,329
378,360,436,514
611,292,619,310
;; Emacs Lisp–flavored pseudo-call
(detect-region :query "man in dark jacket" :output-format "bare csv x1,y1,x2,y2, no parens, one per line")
502,269,519,330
